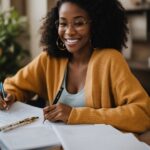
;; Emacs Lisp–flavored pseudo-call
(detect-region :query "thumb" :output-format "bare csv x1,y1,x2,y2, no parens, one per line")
4,93,15,110
4,93,13,102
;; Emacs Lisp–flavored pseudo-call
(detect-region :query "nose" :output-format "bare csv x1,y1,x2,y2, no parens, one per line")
65,24,77,35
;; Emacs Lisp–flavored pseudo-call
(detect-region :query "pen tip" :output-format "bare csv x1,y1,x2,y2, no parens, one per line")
34,116,39,119
30,116,39,120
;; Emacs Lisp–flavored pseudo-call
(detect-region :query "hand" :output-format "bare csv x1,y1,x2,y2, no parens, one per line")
43,103,72,123
0,93,15,110
139,131,150,145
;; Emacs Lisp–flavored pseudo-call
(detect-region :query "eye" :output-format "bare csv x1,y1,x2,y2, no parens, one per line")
55,20,67,28
74,21,85,27
59,21,67,27
73,18,88,27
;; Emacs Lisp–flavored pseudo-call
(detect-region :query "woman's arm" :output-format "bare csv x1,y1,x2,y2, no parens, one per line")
4,52,48,102
67,50,150,133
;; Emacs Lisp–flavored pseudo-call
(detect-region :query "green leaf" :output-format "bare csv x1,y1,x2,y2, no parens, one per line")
0,7,30,80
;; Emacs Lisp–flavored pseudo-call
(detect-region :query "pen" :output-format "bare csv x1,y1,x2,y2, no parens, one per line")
0,82,6,99
0,82,7,108
53,87,64,104
43,87,64,123
0,116,39,132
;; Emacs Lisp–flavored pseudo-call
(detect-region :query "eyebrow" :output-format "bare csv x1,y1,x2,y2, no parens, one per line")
59,16,86,20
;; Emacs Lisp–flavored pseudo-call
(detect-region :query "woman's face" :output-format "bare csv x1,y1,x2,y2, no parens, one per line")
58,2,91,55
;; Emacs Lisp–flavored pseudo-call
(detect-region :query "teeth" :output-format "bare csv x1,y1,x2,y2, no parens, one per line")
66,39,78,44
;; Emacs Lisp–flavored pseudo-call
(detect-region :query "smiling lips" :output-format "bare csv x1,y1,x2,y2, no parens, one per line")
65,38,79,46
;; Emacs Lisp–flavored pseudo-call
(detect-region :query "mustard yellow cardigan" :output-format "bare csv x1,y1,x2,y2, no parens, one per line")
4,49,150,133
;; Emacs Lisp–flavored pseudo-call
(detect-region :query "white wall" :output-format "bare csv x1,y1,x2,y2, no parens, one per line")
0,0,10,11
26,0,47,58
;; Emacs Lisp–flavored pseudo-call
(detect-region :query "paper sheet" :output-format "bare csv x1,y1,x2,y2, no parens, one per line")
51,123,150,150
0,126,60,150
0,102,150,150
0,101,44,127
0,102,60,150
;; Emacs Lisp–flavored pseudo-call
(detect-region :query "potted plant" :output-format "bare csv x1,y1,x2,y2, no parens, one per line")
0,7,29,81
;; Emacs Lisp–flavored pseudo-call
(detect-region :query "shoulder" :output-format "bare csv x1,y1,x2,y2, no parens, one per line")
36,51,50,62
34,51,68,69
91,48,125,64
34,51,67,63
91,48,130,73
31,51,49,63
93,48,123,59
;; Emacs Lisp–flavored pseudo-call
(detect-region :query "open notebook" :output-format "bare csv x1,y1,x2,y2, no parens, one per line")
51,123,150,150
0,102,60,150
0,102,149,150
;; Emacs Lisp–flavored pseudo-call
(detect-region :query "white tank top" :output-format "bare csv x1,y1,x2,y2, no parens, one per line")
59,71,85,107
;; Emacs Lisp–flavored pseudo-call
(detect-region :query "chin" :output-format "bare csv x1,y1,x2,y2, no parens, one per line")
65,45,80,53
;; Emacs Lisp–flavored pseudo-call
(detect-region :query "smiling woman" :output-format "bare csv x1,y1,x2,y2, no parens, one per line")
1,0,150,145
57,2,91,55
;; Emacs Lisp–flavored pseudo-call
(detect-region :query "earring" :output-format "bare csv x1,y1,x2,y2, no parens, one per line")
56,37,66,51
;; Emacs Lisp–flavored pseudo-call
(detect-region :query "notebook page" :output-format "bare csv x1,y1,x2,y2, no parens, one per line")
0,102,61,150
0,101,44,127
0,126,61,150
51,123,150,150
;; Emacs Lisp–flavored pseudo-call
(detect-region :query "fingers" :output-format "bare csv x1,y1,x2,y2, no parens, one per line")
0,93,14,110
43,105,56,114
43,105,56,122
0,95,7,110
4,93,11,101
43,103,72,123
45,110,60,122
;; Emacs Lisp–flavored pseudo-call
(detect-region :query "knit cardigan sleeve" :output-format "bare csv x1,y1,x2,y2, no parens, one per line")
4,52,48,102
67,50,150,133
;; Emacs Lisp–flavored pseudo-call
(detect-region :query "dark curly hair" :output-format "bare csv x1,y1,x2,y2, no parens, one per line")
40,0,128,57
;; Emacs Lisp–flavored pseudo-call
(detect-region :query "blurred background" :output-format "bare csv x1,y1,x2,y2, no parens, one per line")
0,0,150,95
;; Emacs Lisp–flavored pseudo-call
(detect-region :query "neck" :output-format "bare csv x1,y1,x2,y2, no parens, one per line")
70,47,93,65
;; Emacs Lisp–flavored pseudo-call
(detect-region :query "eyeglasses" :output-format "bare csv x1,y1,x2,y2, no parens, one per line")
55,17,91,31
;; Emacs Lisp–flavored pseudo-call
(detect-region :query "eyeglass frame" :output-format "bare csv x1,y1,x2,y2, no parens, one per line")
55,18,91,31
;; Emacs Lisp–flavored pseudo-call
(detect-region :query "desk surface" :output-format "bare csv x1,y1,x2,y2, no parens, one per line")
0,102,150,150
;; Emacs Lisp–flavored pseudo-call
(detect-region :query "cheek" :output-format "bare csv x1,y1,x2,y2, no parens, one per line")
82,26,91,38
82,30,91,42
